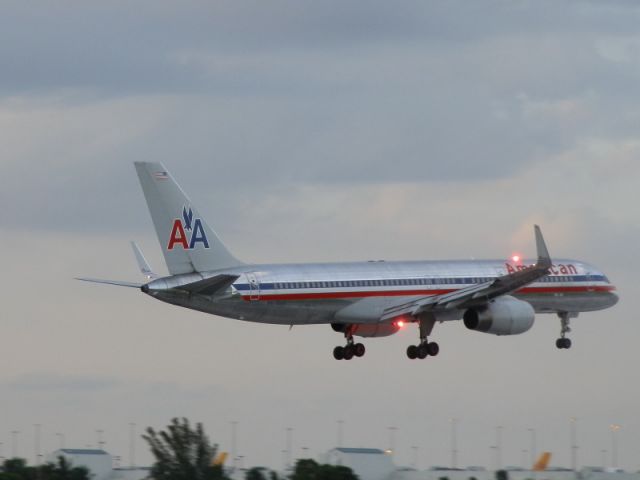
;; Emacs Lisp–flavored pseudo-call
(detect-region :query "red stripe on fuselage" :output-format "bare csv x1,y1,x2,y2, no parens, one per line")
241,285,616,301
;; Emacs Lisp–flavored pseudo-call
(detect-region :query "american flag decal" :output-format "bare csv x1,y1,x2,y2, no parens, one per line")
154,171,169,180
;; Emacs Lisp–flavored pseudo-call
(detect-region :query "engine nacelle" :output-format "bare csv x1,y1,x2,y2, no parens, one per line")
331,323,400,338
463,296,535,335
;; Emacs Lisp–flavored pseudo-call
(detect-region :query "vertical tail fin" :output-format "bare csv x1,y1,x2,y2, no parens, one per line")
532,452,551,471
134,162,244,275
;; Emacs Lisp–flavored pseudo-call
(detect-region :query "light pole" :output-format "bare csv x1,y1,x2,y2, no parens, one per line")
411,446,419,468
570,418,577,471
55,433,65,450
610,424,621,468
129,423,136,468
387,426,397,454
528,428,537,467
451,418,458,469
285,427,293,470
496,426,503,470
337,420,344,447
11,431,19,458
96,429,105,450
490,445,498,471
601,449,608,468
231,421,238,471
34,424,42,465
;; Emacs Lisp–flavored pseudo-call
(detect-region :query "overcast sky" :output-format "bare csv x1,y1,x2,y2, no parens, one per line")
1,0,640,472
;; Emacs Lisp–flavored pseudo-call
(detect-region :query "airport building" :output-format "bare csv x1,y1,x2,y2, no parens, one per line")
46,449,150,480
321,448,396,480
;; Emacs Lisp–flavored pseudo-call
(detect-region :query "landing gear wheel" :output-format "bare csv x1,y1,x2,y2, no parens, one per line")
417,344,429,359
555,338,563,349
427,342,440,356
333,346,344,360
556,338,572,349
564,338,572,349
343,344,355,360
407,345,418,359
354,343,366,357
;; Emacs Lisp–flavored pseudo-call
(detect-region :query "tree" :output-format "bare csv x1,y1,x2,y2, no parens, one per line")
290,459,358,480
315,465,357,480
1,459,30,479
0,457,89,480
290,460,319,480
38,456,90,480
143,417,228,480
246,467,270,480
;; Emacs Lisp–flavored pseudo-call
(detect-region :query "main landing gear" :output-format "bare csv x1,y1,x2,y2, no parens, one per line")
556,312,573,349
407,315,439,360
406,341,439,360
333,327,366,360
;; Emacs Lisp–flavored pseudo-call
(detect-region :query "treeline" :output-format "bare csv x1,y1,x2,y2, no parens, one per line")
0,457,89,480
0,418,358,480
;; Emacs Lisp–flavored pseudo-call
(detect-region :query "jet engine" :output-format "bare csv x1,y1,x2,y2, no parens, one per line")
331,322,400,338
463,296,535,335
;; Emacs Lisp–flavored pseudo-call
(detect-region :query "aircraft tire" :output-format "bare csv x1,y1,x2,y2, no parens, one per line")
556,338,572,349
343,345,355,360
333,346,345,360
427,342,440,356
417,344,428,359
406,345,418,359
354,343,366,357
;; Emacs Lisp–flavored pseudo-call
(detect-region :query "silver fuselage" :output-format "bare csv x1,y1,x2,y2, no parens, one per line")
143,258,618,330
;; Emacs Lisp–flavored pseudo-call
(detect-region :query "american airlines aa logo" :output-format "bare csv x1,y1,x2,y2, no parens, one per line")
168,207,210,250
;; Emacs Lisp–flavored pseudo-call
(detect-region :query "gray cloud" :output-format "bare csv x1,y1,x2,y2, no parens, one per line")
6,373,120,393
1,1,639,95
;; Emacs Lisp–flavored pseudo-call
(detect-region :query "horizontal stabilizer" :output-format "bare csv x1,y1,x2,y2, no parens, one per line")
75,277,142,288
175,274,239,296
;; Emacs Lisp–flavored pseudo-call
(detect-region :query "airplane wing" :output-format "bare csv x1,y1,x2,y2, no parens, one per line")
381,225,552,321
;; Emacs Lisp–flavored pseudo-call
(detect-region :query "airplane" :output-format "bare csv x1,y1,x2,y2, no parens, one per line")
78,162,618,360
